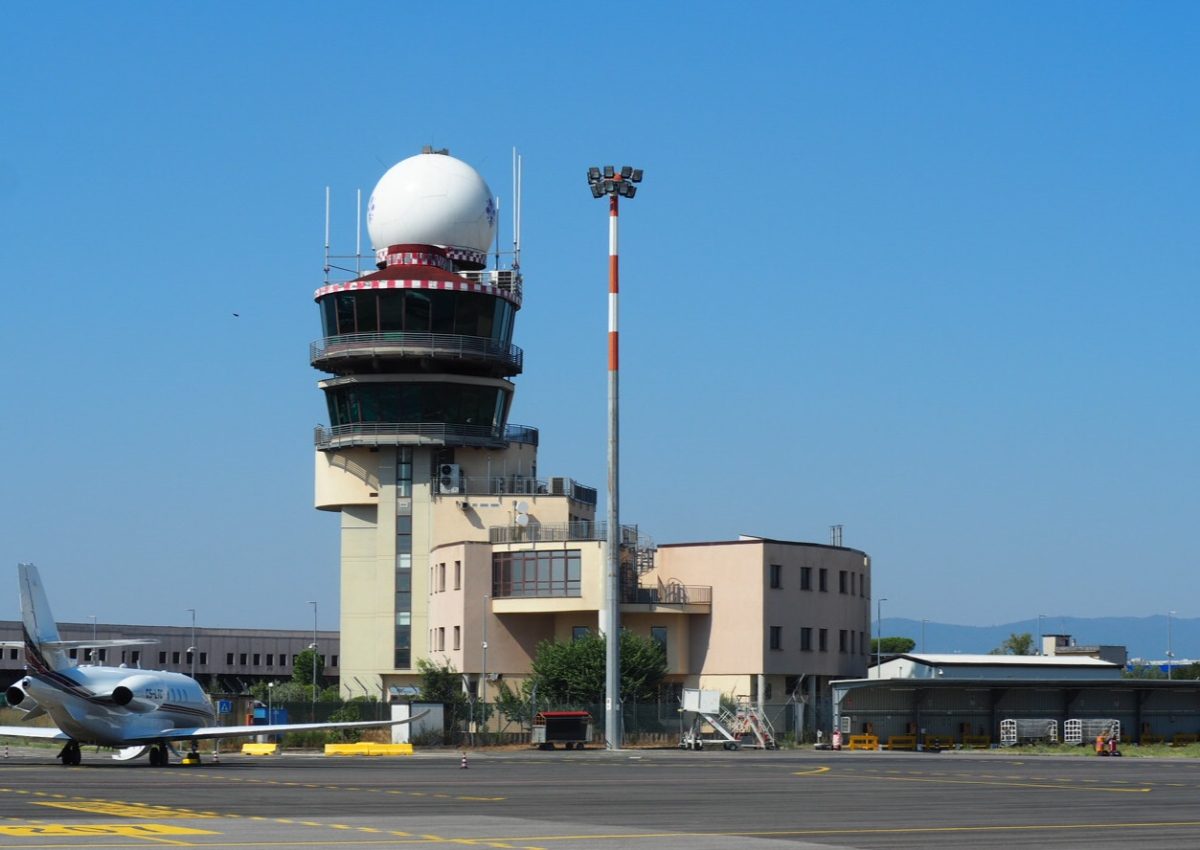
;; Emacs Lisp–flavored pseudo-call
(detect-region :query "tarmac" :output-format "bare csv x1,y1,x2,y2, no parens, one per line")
3,745,1200,849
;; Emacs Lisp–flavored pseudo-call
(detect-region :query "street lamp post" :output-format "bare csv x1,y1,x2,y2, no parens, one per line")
921,618,928,653
481,594,489,736
875,598,888,678
186,608,196,678
307,601,318,719
586,163,643,751
1037,613,1046,656
1168,610,1176,680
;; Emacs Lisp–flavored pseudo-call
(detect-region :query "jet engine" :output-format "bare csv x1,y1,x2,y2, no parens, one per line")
5,679,38,712
111,674,168,714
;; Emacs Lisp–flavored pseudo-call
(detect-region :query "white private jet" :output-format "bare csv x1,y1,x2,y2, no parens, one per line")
1,563,423,766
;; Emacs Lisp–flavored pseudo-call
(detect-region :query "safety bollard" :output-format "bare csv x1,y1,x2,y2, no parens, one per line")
460,752,469,769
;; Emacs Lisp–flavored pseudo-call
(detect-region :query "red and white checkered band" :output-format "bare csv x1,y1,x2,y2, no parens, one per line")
444,246,487,266
372,246,487,267
314,278,521,306
374,249,454,271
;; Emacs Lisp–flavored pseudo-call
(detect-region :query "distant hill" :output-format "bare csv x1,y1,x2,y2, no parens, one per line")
881,615,1197,663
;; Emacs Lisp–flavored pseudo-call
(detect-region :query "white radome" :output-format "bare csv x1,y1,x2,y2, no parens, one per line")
367,153,496,254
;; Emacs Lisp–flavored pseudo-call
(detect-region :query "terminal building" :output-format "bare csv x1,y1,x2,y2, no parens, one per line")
0,620,339,694
310,149,873,720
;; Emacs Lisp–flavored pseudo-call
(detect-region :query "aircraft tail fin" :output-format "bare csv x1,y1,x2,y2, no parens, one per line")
17,563,70,673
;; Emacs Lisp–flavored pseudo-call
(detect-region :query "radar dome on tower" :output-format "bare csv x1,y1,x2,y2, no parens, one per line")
367,149,497,259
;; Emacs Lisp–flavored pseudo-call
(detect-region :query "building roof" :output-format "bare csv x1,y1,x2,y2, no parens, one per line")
896,653,1118,668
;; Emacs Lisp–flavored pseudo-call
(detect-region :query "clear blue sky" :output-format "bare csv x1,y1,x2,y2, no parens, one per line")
2,3,1196,633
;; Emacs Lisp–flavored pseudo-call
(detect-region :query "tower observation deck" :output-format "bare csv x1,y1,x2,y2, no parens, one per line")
312,150,534,451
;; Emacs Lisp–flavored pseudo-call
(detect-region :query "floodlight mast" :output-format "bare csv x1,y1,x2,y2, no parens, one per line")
586,164,643,751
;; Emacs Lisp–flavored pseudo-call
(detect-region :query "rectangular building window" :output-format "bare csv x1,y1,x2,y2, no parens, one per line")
159,651,167,664
331,655,338,667
453,626,461,650
394,451,414,671
839,629,848,652
651,626,668,654
454,560,462,590
492,549,583,598
819,568,828,592
839,570,848,593
801,627,813,651
266,653,274,666
851,572,856,595
800,566,812,591
769,626,782,651
769,563,782,589
819,628,828,652
438,562,446,593
226,652,234,665
572,626,590,642
253,653,260,666
239,653,247,666
437,627,445,652
198,652,205,665
172,651,180,664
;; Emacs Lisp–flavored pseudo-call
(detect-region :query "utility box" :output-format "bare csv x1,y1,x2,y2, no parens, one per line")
532,711,593,750
391,702,443,744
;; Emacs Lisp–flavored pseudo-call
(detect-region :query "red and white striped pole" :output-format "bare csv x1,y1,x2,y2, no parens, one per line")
605,190,621,751
587,165,641,752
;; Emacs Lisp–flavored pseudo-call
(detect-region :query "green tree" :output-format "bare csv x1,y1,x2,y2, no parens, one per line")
870,636,916,654
991,632,1036,655
416,658,470,738
291,648,325,688
528,630,667,706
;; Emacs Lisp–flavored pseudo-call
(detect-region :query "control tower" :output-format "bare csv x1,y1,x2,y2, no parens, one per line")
312,150,597,695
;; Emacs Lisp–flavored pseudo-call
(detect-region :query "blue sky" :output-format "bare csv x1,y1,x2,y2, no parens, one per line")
2,3,1197,635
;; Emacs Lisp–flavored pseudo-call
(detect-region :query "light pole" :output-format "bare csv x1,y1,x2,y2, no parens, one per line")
89,615,96,663
186,608,196,678
1037,613,1046,656
307,601,318,719
267,681,275,724
587,163,643,751
875,598,888,678
1168,610,1176,680
921,618,928,653
481,594,489,734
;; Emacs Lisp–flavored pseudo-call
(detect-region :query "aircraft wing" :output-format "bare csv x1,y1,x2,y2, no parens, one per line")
0,725,71,742
119,710,430,745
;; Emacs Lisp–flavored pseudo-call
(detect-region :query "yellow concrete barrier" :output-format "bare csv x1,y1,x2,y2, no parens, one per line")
848,734,878,750
886,735,917,750
962,735,991,749
241,743,277,756
324,742,414,756
923,734,956,750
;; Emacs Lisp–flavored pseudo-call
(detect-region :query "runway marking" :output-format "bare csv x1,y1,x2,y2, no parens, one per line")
34,800,217,818
477,820,1200,842
791,766,831,776
0,823,218,837
184,771,508,802
860,773,1150,793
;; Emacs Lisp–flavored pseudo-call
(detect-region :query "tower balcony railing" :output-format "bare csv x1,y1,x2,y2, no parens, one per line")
310,332,523,372
314,422,538,450
489,521,636,544
445,475,597,504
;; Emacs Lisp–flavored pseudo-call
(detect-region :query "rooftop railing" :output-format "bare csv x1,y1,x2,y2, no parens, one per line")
489,521,636,544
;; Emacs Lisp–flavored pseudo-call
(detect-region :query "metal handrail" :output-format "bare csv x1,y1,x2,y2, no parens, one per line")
489,522,639,544
310,332,523,369
314,422,538,449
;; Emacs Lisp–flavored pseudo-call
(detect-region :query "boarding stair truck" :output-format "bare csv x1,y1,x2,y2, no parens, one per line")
680,689,777,751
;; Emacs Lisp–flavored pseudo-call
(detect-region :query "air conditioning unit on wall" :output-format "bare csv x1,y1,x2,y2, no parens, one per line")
438,463,462,494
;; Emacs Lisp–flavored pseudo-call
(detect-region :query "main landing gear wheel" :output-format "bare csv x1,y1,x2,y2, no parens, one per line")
148,745,169,767
59,741,82,766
